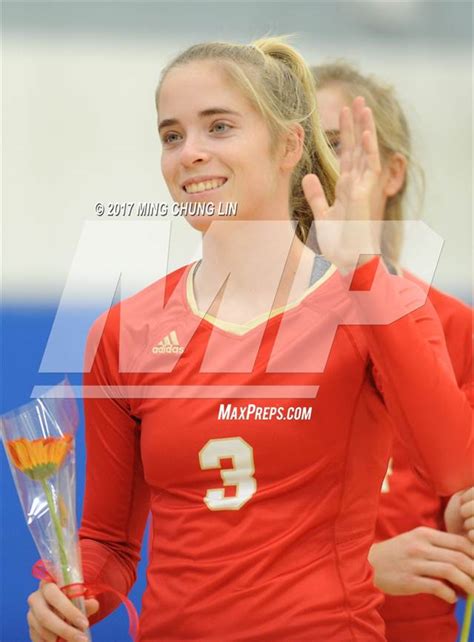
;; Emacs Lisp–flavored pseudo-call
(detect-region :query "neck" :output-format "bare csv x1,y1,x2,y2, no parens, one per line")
193,219,316,322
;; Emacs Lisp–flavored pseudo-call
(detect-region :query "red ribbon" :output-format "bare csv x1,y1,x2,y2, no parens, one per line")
32,560,139,642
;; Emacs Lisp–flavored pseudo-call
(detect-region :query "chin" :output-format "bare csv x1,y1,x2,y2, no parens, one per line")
182,216,214,233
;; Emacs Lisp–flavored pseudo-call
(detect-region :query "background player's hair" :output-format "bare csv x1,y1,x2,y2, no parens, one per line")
156,37,338,244
311,60,425,265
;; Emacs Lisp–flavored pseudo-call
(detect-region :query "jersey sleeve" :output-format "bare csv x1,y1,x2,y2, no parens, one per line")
347,258,473,497
458,327,474,407
79,305,151,625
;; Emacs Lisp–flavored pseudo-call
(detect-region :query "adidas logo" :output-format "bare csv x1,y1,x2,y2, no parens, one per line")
152,331,184,355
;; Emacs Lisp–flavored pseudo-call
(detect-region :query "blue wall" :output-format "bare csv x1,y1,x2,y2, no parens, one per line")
1,306,149,642
1,305,471,641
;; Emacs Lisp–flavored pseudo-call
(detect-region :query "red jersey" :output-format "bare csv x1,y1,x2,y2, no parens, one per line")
376,278,473,642
79,260,472,641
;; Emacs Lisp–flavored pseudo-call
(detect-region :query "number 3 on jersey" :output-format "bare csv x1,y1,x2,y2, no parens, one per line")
199,437,257,511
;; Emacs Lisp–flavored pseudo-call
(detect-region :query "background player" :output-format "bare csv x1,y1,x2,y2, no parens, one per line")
311,60,474,642
25,38,473,642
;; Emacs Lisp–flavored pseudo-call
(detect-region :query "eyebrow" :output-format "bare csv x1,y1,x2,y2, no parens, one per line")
158,108,242,133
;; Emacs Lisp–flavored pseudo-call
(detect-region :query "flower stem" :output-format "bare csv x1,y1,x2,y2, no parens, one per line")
41,478,72,586
461,595,473,642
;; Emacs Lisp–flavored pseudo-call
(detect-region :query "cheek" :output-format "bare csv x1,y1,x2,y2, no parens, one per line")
160,155,168,178
161,155,176,188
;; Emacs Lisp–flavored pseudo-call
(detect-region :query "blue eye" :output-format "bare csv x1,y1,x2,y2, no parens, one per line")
162,132,181,145
211,122,232,134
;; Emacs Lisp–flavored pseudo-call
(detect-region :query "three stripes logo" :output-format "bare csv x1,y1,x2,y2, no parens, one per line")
152,331,184,355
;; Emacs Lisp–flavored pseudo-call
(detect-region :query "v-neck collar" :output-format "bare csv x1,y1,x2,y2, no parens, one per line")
184,259,337,337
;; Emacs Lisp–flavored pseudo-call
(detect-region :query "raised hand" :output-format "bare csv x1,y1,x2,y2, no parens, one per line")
303,96,382,270
368,527,474,603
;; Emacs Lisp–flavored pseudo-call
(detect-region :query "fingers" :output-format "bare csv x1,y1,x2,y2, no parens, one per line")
461,499,474,522
417,527,474,594
339,97,381,180
422,560,474,596
464,516,474,540
360,108,381,174
427,527,474,558
354,98,380,175
28,608,56,642
412,577,457,604
426,544,474,579
339,106,354,174
460,493,474,540
464,515,474,528
85,597,100,617
351,97,365,148
351,98,366,174
27,586,90,642
461,487,474,504
40,582,89,631
302,173,329,220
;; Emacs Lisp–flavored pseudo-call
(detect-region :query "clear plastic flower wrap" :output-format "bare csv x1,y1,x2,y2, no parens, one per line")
1,379,92,641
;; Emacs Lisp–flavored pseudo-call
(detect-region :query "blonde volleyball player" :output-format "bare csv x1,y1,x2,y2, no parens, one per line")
26,39,472,642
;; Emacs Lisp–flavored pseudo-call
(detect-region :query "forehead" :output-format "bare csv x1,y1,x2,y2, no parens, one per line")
158,60,253,119
316,83,350,132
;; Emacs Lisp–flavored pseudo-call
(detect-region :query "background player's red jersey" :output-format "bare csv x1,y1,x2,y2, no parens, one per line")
376,278,473,642
79,261,472,641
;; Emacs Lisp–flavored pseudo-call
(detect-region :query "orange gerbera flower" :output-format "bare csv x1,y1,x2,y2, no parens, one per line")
6,434,73,481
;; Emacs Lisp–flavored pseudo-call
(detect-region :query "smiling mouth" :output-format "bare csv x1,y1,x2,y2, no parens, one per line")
183,178,227,194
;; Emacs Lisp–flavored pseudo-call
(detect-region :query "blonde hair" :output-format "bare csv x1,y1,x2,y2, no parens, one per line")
156,37,339,244
311,60,425,265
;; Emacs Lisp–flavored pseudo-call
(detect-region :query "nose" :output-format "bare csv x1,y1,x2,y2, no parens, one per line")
179,134,211,167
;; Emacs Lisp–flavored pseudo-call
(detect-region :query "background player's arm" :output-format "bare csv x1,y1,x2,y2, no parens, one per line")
368,527,474,602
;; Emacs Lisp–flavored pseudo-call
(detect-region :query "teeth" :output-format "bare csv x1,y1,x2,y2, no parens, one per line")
185,178,226,194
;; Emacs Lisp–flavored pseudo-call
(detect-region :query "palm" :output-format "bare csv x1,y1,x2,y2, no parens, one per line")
303,96,382,269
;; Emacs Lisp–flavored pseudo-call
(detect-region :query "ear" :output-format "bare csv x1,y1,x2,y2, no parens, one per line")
280,123,305,171
384,152,407,197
